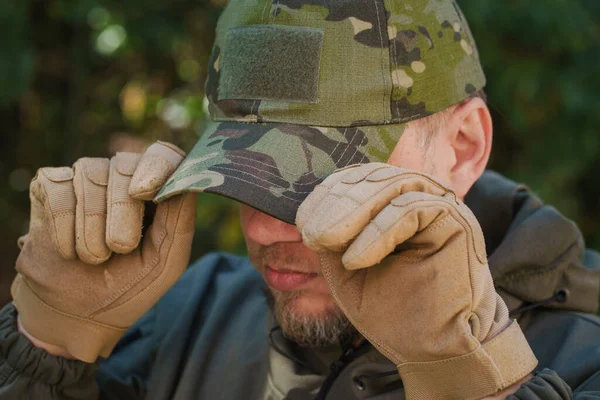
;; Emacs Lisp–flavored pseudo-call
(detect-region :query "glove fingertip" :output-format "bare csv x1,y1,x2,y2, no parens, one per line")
341,254,362,270
129,141,186,201
128,157,171,200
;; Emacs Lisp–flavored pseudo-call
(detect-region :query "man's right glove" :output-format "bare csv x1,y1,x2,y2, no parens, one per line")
297,163,538,400
11,141,197,363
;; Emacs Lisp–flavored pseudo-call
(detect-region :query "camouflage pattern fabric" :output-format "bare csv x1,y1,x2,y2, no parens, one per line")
156,0,486,224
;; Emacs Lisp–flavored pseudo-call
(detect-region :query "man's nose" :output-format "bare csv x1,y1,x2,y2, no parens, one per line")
244,209,303,245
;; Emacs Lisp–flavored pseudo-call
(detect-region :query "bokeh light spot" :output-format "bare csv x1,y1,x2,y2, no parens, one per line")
120,82,147,123
96,25,127,55
158,99,191,129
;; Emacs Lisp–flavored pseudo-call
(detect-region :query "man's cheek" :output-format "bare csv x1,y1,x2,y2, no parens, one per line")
245,244,264,273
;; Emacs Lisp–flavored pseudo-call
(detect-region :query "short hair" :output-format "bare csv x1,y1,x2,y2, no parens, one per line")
411,90,487,149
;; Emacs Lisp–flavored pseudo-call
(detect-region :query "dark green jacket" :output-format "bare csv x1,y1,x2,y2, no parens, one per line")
1,171,599,399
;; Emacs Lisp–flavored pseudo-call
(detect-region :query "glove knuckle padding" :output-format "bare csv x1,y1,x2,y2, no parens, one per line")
32,167,77,260
73,157,111,264
90,194,196,328
299,164,451,253
296,185,329,232
342,194,452,270
106,152,143,254
305,163,538,399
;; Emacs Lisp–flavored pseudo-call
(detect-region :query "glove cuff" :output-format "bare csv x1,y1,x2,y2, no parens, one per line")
12,275,126,363
397,321,538,400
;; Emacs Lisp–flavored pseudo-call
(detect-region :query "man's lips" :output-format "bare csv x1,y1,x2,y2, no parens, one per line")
264,266,318,291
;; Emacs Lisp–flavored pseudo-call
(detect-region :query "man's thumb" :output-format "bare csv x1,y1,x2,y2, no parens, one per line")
129,141,186,201
131,140,196,262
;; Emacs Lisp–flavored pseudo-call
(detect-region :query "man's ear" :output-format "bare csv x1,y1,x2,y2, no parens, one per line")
446,97,492,197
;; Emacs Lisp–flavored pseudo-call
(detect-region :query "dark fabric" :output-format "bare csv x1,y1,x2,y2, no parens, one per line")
466,171,600,314
0,303,99,400
520,310,600,391
97,252,270,400
509,369,573,399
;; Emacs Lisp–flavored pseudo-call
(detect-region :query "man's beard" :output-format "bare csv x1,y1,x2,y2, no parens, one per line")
265,287,357,347
250,241,358,347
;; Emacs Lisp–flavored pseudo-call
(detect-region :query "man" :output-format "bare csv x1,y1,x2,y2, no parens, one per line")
1,0,599,398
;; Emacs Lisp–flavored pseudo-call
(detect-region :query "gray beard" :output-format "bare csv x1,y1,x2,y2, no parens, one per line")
265,288,357,347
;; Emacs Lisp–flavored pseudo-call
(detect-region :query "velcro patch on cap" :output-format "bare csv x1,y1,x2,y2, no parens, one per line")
218,25,324,104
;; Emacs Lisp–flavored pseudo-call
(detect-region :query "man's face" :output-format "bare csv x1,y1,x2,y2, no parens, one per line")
240,204,356,346
239,120,456,346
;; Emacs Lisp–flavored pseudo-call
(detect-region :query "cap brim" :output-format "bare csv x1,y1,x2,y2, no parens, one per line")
155,120,406,225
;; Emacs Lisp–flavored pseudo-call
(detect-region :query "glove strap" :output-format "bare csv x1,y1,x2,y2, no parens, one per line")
397,321,538,400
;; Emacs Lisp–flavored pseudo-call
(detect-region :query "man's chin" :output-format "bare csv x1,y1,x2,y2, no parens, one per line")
266,288,357,347
280,290,336,317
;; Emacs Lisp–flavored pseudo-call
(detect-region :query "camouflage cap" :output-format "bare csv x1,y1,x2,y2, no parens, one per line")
156,0,486,224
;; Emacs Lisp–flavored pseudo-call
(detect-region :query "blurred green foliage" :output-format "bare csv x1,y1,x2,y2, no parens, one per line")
460,0,600,250
0,0,598,307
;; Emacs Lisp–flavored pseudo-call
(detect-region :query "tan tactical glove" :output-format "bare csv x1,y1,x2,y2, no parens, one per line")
12,141,197,363
296,163,538,400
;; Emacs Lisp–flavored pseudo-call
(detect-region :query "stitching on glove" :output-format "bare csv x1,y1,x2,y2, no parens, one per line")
87,199,181,317
356,269,368,314
83,212,107,217
20,279,126,332
445,210,480,319
108,201,142,208
92,202,188,320
86,222,166,317
41,167,73,182
52,210,75,218
389,218,452,262
320,255,403,364
397,345,488,368
39,183,71,260
50,213,75,260
448,205,486,264
386,170,453,194
83,164,109,186
480,320,513,346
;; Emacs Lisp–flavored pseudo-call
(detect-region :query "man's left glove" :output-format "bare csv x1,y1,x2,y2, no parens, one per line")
12,141,196,363
296,163,538,400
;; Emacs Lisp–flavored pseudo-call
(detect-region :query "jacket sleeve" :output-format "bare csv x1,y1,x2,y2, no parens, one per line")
0,303,99,400
0,301,159,400
508,369,600,399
